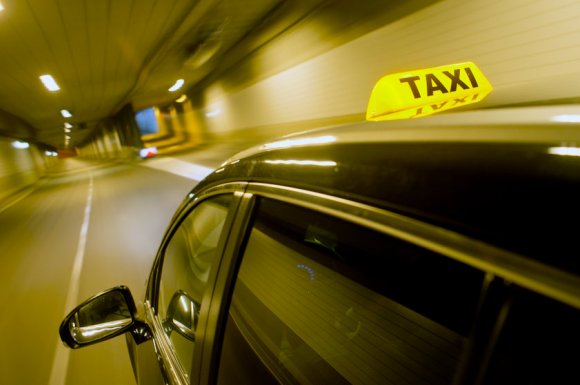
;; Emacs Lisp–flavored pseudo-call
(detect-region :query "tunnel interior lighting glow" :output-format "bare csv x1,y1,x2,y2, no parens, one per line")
205,108,221,117
176,94,188,103
168,79,184,92
39,74,60,91
61,109,72,118
0,3,4,12
551,114,580,123
64,122,72,129
12,141,29,149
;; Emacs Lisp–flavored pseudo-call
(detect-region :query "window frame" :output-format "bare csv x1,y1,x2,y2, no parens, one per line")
143,182,248,385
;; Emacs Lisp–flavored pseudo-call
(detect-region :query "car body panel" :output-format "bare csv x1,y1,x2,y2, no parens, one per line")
59,105,580,385
200,139,580,276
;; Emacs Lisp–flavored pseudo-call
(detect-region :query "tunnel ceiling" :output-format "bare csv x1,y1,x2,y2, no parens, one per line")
0,0,322,148
0,0,440,150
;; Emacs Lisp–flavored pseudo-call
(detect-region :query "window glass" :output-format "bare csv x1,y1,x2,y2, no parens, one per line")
483,288,580,385
217,198,485,385
158,194,232,378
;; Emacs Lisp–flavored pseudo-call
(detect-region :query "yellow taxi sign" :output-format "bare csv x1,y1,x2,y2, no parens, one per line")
366,62,493,121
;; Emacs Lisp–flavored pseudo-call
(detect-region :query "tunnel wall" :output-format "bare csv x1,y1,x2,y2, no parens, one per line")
77,105,144,160
77,0,580,158
0,138,48,205
138,101,206,155
199,0,580,140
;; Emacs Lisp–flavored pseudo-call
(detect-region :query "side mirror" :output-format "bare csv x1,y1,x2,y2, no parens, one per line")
60,286,137,349
163,290,200,341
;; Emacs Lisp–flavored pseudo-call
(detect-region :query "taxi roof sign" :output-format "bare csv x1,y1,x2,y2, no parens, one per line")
366,62,493,121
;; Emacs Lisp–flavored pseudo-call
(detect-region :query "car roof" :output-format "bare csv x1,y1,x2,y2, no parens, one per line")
195,105,580,275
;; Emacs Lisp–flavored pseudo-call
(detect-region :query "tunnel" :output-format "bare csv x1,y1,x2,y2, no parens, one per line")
1,0,580,384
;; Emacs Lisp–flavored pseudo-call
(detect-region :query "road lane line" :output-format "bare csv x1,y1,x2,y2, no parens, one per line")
48,174,94,385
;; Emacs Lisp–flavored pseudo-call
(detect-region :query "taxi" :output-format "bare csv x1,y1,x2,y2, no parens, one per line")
59,63,580,385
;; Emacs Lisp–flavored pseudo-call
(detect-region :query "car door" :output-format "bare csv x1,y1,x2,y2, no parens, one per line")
194,184,490,385
197,183,580,385
128,183,245,385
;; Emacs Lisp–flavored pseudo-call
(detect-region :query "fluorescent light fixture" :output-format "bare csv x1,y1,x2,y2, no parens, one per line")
64,122,72,129
168,79,184,92
11,141,29,149
60,109,72,118
39,74,60,91
551,114,580,123
176,94,188,103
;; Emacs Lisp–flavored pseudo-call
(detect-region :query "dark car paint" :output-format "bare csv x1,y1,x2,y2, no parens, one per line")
197,141,580,275
60,114,580,385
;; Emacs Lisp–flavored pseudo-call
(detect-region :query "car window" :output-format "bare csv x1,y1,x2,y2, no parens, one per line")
216,197,486,385
157,194,233,379
482,288,580,385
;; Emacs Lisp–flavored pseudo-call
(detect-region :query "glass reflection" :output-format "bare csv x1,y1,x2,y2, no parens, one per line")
68,290,132,344
263,135,336,150
264,159,337,167
548,146,580,157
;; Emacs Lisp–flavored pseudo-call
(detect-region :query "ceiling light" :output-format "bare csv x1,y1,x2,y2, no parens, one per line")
64,122,72,129
0,3,4,12
11,141,29,149
176,94,188,103
168,79,184,92
39,74,60,92
60,109,72,118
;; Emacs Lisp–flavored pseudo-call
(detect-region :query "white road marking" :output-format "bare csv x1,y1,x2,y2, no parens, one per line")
48,174,94,385
141,157,214,181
